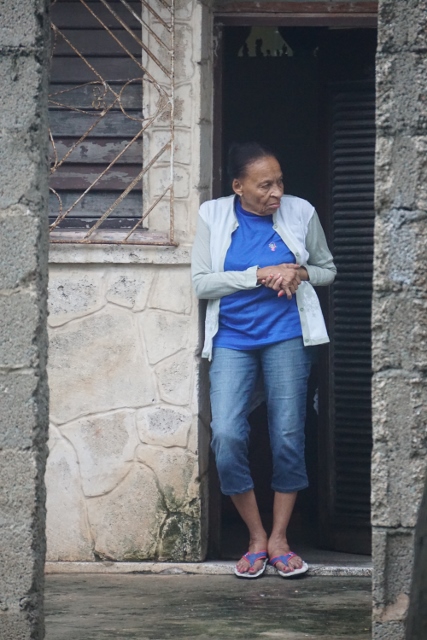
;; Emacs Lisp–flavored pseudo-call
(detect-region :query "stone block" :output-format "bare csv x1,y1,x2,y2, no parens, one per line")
172,200,193,240
147,165,191,202
372,528,413,628
144,128,192,166
0,371,39,450
0,56,44,131
48,307,157,424
155,350,194,405
174,128,193,166
376,53,427,136
378,0,427,53
375,136,427,211
0,523,36,597
0,207,39,289
372,372,427,528
140,310,190,364
0,53,48,210
148,266,192,314
136,406,192,448
372,293,427,372
175,0,194,20
135,444,199,507
45,438,93,562
48,267,105,326
105,266,156,311
143,197,171,235
0,0,46,48
0,136,44,210
0,450,41,524
142,35,170,89
87,463,161,561
0,293,40,368
61,410,139,497
175,25,195,81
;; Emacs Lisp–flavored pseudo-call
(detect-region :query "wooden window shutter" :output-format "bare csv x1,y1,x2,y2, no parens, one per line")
320,82,375,555
49,1,143,229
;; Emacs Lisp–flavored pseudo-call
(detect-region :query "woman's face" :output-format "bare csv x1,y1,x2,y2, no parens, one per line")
232,156,284,216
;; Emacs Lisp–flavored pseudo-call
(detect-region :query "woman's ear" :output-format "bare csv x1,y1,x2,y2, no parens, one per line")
232,178,243,196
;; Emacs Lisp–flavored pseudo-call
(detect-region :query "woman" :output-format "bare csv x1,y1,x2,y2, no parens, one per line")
191,142,336,578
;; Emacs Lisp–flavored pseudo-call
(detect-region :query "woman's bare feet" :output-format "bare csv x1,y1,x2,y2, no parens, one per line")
235,534,268,575
268,534,304,574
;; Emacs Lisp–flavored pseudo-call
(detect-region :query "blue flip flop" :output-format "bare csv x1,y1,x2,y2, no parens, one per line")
269,552,309,578
234,550,268,579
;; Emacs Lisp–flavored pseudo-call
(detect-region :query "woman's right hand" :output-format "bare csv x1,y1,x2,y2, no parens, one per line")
257,263,301,300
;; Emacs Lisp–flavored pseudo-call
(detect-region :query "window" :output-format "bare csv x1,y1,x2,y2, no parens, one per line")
49,0,176,245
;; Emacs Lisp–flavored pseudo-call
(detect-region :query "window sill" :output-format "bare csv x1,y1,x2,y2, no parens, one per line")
49,229,191,265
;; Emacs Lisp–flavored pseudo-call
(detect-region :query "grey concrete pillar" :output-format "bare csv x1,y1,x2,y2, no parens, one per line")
372,1,427,639
0,1,50,637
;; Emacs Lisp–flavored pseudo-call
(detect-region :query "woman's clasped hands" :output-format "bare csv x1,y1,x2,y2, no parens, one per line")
257,263,302,300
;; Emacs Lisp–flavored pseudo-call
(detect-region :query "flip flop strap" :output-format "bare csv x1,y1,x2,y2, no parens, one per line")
270,552,297,567
242,550,268,567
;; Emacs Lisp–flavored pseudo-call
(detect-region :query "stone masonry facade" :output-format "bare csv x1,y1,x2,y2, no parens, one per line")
45,0,213,564
46,259,204,562
372,1,427,638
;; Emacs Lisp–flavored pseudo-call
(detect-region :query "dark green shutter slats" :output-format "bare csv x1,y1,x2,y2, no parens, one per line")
329,84,375,547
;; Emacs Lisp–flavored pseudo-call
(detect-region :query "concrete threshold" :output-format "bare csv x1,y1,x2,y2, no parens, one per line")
45,560,372,577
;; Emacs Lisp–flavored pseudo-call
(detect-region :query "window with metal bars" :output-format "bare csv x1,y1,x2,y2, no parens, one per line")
49,0,176,245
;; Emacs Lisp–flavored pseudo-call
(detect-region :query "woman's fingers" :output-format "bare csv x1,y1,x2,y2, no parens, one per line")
283,287,293,300
270,275,283,291
261,267,302,297
262,274,282,291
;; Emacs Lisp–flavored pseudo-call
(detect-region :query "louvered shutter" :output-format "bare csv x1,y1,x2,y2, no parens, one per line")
49,1,143,228
320,82,375,554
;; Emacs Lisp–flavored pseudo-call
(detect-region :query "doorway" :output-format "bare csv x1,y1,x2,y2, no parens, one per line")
209,23,377,559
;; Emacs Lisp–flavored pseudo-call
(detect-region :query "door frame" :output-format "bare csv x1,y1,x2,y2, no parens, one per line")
209,2,377,558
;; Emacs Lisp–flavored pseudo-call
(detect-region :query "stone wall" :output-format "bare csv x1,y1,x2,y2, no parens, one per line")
45,0,213,563
372,1,427,638
0,0,50,637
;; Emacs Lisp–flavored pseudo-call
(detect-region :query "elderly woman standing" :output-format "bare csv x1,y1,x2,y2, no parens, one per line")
192,142,336,578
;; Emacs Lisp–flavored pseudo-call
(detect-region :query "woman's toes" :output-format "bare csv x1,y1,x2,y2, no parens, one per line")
281,562,294,573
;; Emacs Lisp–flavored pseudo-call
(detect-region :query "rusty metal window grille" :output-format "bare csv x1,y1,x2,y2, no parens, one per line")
49,0,176,245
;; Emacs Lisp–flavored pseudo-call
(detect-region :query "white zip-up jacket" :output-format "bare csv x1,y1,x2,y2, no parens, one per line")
191,194,336,360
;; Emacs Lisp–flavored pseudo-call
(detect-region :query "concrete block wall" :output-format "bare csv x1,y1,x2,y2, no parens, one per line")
372,1,427,638
0,0,50,637
45,0,214,563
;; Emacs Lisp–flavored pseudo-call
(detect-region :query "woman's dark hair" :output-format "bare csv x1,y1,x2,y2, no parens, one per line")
227,141,279,182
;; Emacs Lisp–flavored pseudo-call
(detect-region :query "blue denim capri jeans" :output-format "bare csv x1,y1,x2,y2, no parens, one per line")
209,337,314,496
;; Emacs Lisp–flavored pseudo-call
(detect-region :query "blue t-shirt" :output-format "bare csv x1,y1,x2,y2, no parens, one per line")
213,198,302,350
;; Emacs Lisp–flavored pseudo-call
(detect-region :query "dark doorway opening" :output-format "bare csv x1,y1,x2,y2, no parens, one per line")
210,25,377,560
